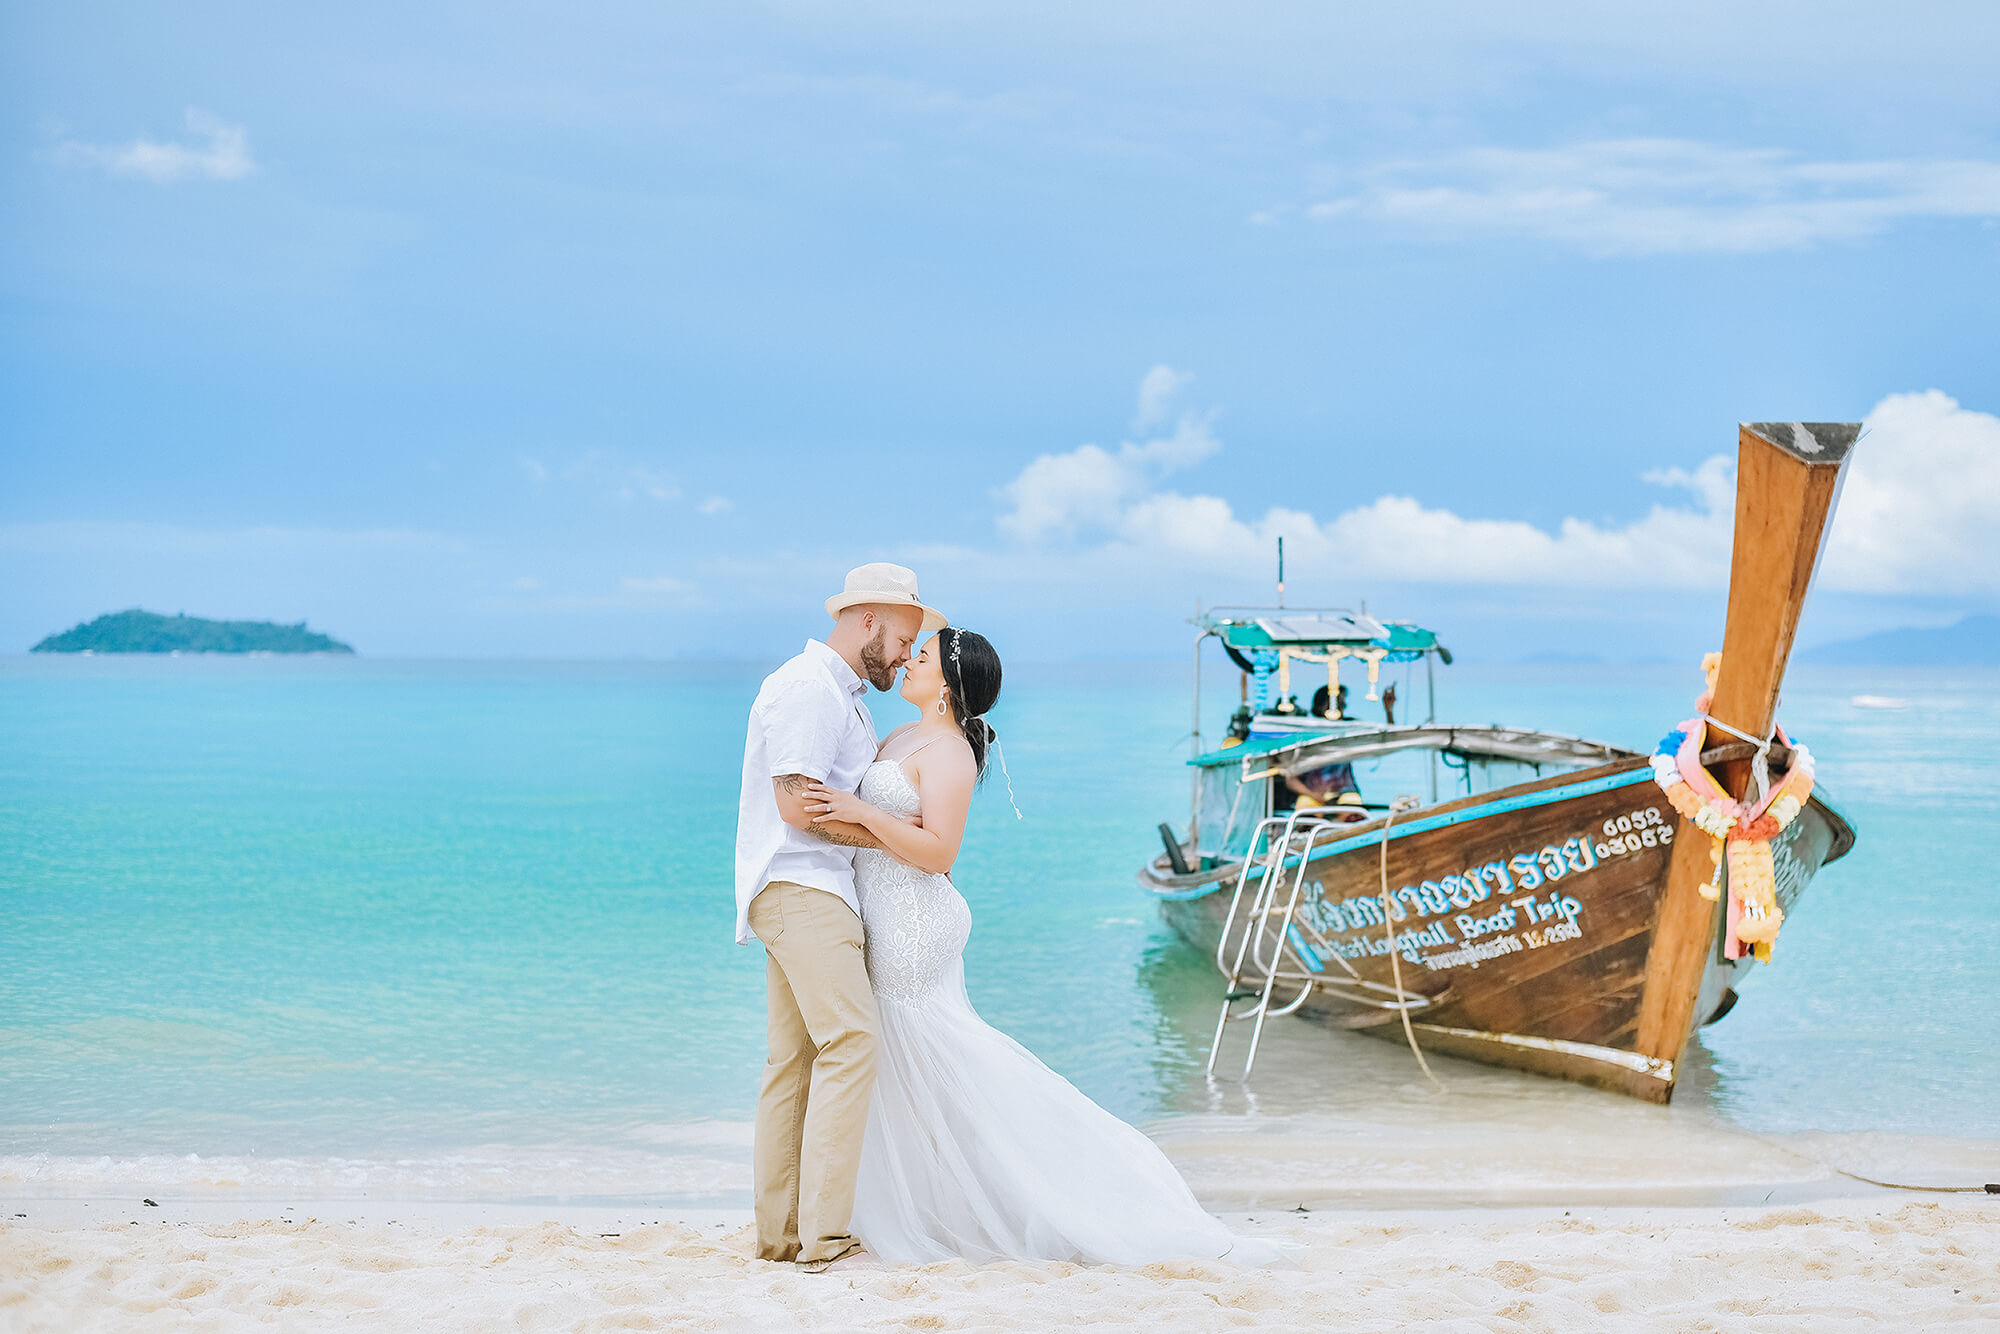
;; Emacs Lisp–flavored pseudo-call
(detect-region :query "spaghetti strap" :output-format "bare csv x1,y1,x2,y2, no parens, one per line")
897,733,950,765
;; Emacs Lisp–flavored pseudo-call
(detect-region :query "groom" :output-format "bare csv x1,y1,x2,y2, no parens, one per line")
735,562,947,1269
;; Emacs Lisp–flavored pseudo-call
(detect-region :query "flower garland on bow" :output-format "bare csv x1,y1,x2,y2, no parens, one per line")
1648,652,1815,962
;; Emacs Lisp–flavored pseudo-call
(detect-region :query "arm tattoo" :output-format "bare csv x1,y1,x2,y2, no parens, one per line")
776,774,880,849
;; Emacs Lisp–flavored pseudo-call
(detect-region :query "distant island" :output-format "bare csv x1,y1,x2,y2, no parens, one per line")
1798,613,1999,667
32,610,356,655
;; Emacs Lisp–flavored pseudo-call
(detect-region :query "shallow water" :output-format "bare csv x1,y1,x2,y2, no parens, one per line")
2,655,1994,1199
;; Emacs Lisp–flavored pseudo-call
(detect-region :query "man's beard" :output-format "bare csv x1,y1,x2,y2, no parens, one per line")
858,630,897,690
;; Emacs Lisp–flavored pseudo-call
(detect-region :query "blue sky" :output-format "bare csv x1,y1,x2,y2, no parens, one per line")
4,2,1996,661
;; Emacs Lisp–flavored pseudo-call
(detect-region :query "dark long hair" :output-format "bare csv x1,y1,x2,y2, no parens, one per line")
940,628,1002,780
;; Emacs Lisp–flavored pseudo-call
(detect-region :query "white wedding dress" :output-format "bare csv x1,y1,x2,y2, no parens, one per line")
848,758,1270,1266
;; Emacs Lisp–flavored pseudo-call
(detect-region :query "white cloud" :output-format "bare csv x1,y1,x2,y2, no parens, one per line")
511,576,544,592
1639,456,1737,517
998,367,1219,543
997,417,1219,543
620,575,695,599
1819,391,2000,594
615,466,679,504
698,496,734,516
55,110,254,184
1133,364,1191,431
1099,479,1731,588
1301,139,2000,255
521,451,682,503
992,390,2000,594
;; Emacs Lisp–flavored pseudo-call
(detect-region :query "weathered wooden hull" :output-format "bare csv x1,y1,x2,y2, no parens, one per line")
1146,752,1855,1102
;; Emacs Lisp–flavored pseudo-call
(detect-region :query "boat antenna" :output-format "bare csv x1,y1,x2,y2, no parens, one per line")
1276,536,1285,608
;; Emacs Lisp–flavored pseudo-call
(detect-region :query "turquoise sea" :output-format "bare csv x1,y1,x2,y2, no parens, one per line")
3,655,1996,1200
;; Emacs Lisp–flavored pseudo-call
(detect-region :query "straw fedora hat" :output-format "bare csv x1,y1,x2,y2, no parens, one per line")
825,562,948,634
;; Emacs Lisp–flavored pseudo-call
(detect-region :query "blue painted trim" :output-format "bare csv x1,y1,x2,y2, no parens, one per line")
1285,924,1325,973
1313,766,1654,852
1147,765,1657,902
1153,881,1234,902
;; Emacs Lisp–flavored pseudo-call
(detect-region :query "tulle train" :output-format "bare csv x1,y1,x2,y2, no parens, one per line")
851,959,1269,1267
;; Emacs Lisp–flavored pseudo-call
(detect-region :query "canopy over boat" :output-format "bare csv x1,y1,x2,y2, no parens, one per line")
1190,605,1456,776
1187,723,1630,771
1195,608,1448,662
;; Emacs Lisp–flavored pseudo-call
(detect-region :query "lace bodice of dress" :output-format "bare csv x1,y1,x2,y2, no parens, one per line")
853,760,972,1008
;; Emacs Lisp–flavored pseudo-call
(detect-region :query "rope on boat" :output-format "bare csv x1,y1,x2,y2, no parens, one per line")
1652,654,1815,959
1378,800,1444,1092
1698,711,1778,804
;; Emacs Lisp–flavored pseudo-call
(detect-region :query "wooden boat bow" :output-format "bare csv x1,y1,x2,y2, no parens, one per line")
1631,421,1860,1100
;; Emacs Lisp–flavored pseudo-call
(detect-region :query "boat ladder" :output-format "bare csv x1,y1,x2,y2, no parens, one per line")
1207,812,1437,1080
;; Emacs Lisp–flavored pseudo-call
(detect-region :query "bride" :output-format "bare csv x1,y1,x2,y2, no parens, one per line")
802,628,1271,1266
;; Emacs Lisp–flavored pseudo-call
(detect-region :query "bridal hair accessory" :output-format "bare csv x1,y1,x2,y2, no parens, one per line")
948,628,1023,820
946,629,966,714
961,711,1024,821
986,732,1024,821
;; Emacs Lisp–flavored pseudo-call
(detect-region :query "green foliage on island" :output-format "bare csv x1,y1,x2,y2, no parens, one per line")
31,610,356,655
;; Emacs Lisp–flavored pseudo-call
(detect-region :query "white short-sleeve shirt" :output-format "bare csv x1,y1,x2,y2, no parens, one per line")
734,639,880,944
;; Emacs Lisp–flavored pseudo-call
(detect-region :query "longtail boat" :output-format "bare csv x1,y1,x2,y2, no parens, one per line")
1138,422,1859,1102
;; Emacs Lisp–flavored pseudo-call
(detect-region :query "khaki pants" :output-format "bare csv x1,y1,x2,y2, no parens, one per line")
747,881,879,1264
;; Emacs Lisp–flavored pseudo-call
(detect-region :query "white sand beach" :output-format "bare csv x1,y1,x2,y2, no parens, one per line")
5,1195,1995,1332
8,1057,1998,1332
10,1100,1999,1334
